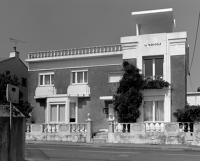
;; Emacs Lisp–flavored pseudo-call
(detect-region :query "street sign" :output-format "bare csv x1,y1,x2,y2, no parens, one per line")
6,84,19,104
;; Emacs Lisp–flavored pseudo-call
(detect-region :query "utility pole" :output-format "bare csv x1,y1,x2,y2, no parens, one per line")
9,37,27,51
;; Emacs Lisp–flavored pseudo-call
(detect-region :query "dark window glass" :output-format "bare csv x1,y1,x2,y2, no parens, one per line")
51,74,54,85
21,77,27,87
84,71,88,83
155,58,163,78
40,75,43,85
72,72,76,83
144,59,153,78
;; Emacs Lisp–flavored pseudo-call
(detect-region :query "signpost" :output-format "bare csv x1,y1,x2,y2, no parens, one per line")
6,84,19,161
6,84,19,129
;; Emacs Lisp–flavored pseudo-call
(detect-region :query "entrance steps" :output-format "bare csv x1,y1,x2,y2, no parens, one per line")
92,131,108,143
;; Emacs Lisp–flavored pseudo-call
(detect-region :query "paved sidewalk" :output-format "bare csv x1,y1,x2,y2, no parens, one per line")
26,140,200,152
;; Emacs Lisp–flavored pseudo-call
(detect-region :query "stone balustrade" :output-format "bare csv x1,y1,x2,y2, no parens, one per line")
26,123,87,134
26,122,90,143
27,44,122,60
108,121,198,144
111,122,193,134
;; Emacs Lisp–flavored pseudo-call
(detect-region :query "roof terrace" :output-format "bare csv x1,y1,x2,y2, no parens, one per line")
26,44,122,62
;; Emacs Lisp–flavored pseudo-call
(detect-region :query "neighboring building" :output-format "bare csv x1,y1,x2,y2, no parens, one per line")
26,8,188,132
187,92,200,106
0,47,28,103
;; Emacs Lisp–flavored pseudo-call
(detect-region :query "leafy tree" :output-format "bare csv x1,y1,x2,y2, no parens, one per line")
0,71,32,117
174,104,200,122
113,61,144,122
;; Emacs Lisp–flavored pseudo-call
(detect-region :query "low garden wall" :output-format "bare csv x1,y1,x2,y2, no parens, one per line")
26,120,92,143
108,121,200,145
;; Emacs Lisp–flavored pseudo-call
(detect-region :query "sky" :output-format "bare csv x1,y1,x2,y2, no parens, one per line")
0,0,200,92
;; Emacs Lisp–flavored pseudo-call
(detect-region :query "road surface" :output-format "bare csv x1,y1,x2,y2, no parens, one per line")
25,143,200,161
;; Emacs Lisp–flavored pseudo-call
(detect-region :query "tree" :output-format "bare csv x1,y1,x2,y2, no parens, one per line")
0,71,32,117
113,61,144,123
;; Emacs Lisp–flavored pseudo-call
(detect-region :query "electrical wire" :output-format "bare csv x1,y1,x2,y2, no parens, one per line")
189,11,200,72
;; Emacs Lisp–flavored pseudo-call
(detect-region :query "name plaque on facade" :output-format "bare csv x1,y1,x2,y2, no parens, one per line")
144,42,162,47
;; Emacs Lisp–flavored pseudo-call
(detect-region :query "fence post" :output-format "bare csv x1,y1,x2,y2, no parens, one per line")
86,113,92,143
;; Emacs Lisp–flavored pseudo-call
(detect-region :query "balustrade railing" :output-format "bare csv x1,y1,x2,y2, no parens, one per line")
114,123,130,133
145,122,165,132
111,122,194,134
27,44,122,60
26,123,87,133
178,122,193,132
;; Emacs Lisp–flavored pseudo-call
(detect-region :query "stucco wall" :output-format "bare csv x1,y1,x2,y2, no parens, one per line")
28,65,122,131
171,55,186,121
28,54,122,71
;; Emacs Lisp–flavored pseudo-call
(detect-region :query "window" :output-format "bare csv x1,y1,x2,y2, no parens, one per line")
50,104,65,123
143,57,163,79
39,72,54,86
70,102,76,122
143,100,164,121
71,70,88,84
21,77,27,87
108,73,122,83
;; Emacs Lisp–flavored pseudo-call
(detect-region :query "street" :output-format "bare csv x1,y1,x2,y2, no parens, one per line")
26,143,200,161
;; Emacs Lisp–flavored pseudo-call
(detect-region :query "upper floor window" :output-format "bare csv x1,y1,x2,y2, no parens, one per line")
143,56,163,79
108,72,122,83
39,72,54,86
71,70,88,84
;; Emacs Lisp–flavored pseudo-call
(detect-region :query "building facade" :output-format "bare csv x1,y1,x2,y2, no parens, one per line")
26,8,188,132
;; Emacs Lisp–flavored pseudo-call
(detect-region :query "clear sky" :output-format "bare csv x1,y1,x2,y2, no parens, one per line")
0,0,200,92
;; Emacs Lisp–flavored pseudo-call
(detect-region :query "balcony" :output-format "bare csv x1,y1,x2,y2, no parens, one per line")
67,84,90,97
35,86,57,99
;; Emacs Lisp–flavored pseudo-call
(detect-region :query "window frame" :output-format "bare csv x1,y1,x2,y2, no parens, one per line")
143,99,164,122
38,72,54,86
49,103,66,123
143,56,164,79
71,69,88,85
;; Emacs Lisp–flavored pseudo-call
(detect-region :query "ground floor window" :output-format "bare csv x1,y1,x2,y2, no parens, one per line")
70,102,76,122
50,104,65,123
143,100,164,121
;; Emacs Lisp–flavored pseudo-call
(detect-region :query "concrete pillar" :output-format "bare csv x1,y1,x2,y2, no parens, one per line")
108,120,114,133
86,113,92,143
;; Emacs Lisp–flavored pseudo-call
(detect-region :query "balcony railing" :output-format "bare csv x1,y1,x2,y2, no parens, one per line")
27,44,122,60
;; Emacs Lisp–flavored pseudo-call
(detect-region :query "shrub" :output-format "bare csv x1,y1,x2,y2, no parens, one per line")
173,104,200,122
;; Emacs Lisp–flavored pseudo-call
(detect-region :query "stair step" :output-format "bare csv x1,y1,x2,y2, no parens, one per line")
93,138,107,143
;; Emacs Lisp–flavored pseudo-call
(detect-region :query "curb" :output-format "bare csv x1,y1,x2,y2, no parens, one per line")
25,140,200,152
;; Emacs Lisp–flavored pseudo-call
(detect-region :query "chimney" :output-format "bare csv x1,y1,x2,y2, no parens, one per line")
9,46,19,58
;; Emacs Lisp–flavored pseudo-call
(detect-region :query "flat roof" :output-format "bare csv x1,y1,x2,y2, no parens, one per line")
131,8,174,25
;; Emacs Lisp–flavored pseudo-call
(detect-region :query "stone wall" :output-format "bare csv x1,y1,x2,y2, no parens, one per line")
108,122,200,145
0,117,25,161
26,120,92,143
